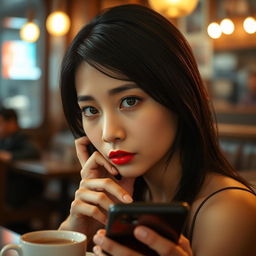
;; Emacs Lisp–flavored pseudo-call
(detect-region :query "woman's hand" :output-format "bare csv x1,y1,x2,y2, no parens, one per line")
75,136,91,167
59,136,135,241
93,228,192,256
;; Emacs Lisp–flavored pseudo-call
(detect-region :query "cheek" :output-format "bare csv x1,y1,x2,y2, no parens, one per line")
133,110,177,152
83,121,100,145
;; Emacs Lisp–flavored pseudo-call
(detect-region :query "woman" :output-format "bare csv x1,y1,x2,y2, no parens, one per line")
59,4,256,256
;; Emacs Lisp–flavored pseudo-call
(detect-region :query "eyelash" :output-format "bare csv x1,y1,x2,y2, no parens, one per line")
81,96,142,118
81,106,98,118
120,96,142,109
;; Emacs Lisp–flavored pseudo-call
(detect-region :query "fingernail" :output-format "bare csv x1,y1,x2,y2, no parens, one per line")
111,166,118,174
93,245,101,255
123,194,133,203
97,229,106,235
115,173,122,180
136,228,148,238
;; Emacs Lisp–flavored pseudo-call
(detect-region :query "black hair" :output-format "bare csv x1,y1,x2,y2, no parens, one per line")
60,4,250,204
0,107,18,122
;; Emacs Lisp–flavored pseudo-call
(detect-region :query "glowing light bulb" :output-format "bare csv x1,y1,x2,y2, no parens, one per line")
207,22,222,39
148,0,199,18
46,11,70,36
20,22,40,42
243,17,256,34
220,18,235,35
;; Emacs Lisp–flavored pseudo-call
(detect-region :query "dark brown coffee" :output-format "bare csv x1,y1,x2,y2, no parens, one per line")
27,238,77,244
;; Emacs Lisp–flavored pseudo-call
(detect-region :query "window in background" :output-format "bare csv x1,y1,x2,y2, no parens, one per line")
0,0,45,128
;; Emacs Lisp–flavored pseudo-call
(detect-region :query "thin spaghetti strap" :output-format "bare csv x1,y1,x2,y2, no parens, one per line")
188,186,255,242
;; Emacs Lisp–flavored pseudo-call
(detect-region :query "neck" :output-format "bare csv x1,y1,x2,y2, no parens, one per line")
143,151,181,202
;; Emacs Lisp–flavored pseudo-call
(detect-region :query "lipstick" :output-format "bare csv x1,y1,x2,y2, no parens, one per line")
109,150,135,165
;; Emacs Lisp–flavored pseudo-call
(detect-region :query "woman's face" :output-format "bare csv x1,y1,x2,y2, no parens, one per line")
75,63,178,178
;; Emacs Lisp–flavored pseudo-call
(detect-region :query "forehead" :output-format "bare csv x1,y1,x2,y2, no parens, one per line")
75,62,131,94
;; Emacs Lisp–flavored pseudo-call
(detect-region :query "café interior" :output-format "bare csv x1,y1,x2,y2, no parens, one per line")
0,0,256,239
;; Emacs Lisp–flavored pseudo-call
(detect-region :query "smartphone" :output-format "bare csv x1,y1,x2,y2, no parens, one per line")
106,202,189,256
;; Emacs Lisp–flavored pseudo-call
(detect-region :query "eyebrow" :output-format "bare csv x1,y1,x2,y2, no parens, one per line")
77,83,138,102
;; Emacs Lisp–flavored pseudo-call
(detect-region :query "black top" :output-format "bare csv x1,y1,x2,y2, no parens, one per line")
188,186,256,242
0,131,40,160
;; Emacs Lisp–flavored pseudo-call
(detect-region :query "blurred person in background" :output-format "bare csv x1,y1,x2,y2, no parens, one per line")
0,107,40,161
0,107,44,214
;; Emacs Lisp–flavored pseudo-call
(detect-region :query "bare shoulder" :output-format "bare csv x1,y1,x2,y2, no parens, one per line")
192,186,256,256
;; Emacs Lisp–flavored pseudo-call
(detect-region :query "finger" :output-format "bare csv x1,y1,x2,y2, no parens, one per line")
70,199,107,225
93,229,143,256
134,226,187,256
93,245,108,256
75,136,91,166
80,178,133,203
75,188,114,211
81,151,118,179
179,235,193,255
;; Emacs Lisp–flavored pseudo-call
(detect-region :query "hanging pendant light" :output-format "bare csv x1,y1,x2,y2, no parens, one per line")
243,16,256,34
220,18,235,35
207,22,222,39
20,9,40,42
46,11,70,36
148,0,199,18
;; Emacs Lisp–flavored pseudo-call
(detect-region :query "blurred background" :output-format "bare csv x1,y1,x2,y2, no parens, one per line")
0,0,255,233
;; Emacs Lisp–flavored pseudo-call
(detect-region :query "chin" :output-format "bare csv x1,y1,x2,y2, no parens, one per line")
117,167,146,178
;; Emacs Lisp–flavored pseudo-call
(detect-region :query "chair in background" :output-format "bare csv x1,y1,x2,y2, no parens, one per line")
0,160,56,232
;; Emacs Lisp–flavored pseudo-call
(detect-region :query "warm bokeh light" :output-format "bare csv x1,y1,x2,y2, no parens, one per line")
243,17,256,34
207,22,222,39
46,11,70,36
20,22,40,42
148,0,199,18
220,18,235,35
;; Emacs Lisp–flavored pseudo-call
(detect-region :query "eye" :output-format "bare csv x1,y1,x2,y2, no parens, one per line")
81,106,99,117
120,96,141,109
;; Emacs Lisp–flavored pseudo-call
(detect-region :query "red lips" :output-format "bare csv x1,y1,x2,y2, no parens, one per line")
109,150,135,165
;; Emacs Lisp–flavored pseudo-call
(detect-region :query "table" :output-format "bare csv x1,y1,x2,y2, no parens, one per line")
11,159,81,220
12,159,81,179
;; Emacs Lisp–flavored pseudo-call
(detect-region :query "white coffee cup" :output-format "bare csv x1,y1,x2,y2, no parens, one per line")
0,230,87,256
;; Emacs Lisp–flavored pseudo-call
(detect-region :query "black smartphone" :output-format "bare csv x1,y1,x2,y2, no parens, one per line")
106,202,189,256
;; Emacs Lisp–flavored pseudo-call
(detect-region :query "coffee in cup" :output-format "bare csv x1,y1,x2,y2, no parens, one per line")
0,230,87,256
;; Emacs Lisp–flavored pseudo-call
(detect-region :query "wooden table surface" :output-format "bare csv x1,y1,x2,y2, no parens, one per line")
10,159,81,220
11,159,81,179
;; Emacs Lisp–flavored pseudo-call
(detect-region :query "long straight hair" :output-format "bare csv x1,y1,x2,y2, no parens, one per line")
60,4,250,204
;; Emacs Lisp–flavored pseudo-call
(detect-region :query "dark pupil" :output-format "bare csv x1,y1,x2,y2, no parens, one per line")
126,97,135,105
90,107,97,114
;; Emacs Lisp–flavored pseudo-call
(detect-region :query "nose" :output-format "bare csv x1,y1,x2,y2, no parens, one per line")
101,113,126,143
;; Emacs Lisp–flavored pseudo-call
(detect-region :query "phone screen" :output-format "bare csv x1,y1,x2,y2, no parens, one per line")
106,202,189,256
